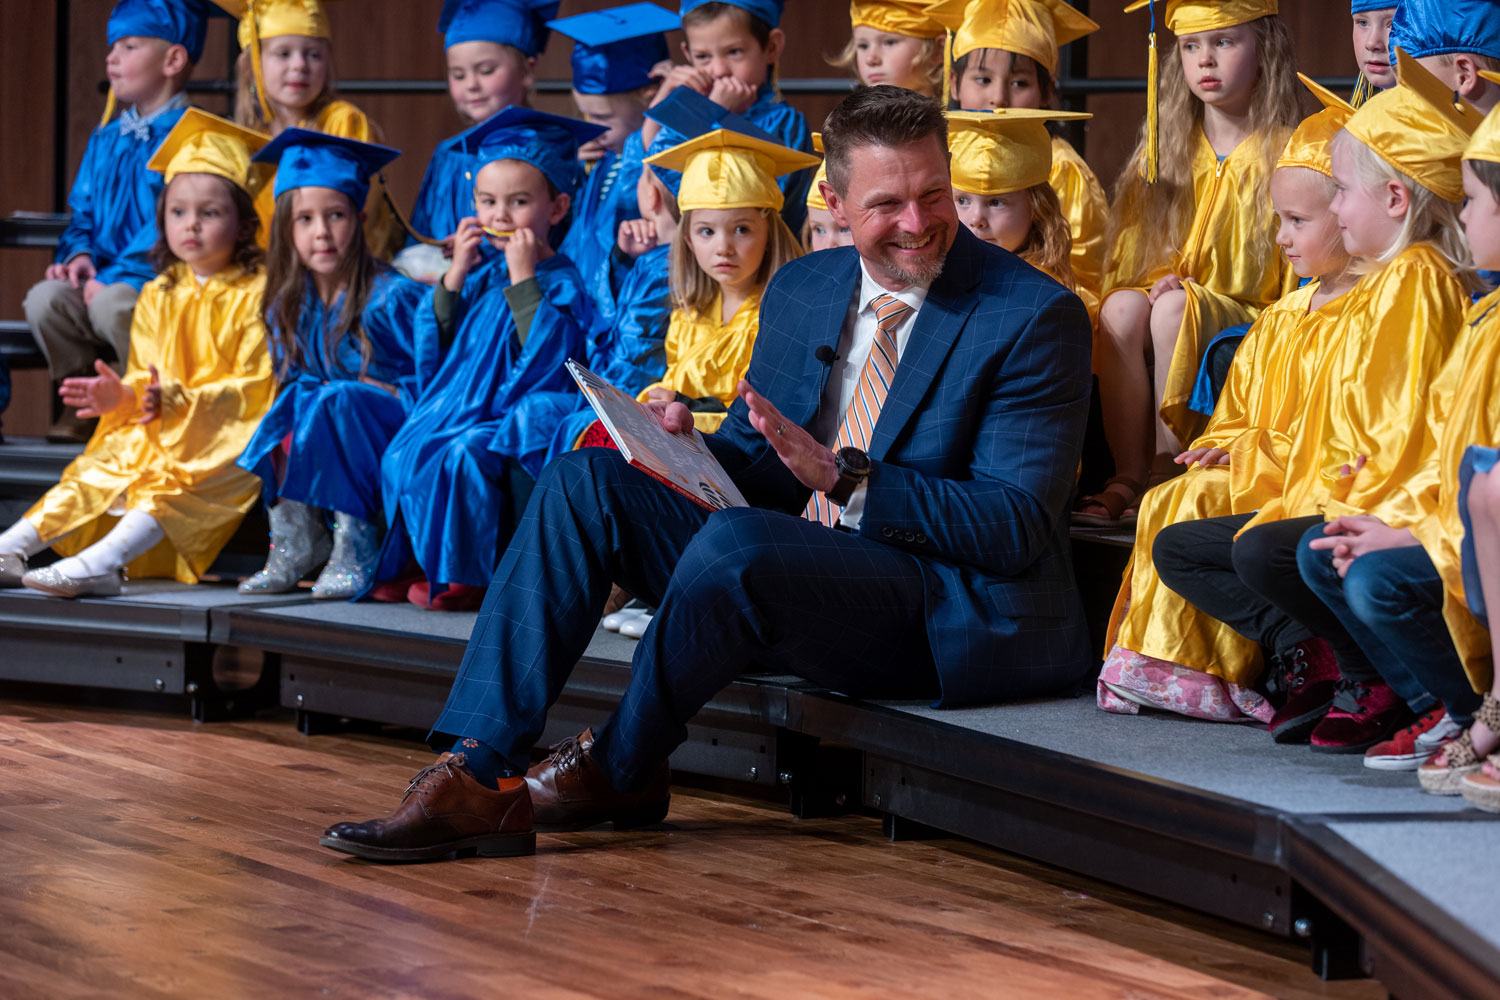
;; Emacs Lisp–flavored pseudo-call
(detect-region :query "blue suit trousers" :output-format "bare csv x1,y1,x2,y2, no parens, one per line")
430,448,939,790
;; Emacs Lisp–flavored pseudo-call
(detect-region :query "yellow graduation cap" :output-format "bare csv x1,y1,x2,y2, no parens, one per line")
946,108,1090,195
1122,0,1276,35
211,0,336,124
1123,0,1277,183
1276,75,1354,177
926,0,1097,76
645,129,821,212
807,133,829,212
146,107,270,192
1344,49,1484,203
850,0,945,37
1466,71,1500,166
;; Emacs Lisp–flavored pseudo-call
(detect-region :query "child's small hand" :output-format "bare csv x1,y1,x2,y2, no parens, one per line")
505,228,539,283
63,254,97,289
578,138,606,164
44,262,68,281
1147,273,1186,304
708,76,756,114
1174,445,1229,468
654,64,713,104
617,218,658,258
443,217,484,291
59,359,134,418
82,278,106,308
648,59,675,82
135,364,162,425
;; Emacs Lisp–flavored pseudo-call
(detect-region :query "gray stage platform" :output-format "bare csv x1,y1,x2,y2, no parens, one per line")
3,572,1499,997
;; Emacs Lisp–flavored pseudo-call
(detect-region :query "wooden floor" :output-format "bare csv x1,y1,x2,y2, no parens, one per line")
0,698,1385,1000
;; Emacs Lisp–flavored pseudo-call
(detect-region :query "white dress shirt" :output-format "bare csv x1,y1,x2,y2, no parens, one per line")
814,259,930,530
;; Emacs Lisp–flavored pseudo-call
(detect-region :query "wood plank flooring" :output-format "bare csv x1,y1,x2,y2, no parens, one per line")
0,697,1384,1000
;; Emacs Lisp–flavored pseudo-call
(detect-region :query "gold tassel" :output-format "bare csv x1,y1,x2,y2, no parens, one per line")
247,1,274,126
942,30,953,106
379,174,442,246
1146,30,1159,184
1351,72,1372,109
100,86,117,129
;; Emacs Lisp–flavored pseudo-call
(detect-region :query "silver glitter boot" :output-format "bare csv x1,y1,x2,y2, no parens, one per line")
238,498,332,594
311,511,380,600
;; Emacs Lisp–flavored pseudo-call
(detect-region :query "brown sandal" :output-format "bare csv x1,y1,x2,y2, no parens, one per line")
1419,693,1500,795
1073,476,1146,529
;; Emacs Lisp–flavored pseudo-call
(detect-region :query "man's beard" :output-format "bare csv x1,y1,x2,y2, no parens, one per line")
873,223,949,286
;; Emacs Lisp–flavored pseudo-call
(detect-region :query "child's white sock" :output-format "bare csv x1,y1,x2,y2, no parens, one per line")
53,510,164,578
0,519,46,558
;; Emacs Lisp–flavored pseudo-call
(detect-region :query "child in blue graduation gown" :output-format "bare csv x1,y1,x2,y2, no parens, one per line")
549,3,677,324
373,109,606,611
640,0,813,231
400,0,557,275
24,0,215,442
237,130,425,598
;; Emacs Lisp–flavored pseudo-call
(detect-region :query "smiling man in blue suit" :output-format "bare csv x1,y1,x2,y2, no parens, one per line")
321,86,1095,863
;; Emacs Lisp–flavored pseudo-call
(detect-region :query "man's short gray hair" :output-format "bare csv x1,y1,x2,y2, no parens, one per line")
821,85,948,198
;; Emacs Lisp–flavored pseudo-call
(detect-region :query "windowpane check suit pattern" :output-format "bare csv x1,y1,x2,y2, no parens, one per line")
429,226,1095,790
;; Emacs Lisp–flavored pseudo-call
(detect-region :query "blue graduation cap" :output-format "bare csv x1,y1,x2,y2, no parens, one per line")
253,127,401,207
641,87,777,197
548,3,679,96
1389,0,1500,62
439,0,560,57
1350,1,1389,11
679,0,782,28
108,0,225,63
447,107,608,194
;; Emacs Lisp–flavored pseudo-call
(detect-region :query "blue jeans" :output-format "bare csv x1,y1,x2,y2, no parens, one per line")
1296,524,1480,723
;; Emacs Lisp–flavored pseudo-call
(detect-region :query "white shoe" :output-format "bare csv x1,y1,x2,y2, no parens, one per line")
22,564,123,599
0,553,27,587
602,599,648,631
619,612,654,639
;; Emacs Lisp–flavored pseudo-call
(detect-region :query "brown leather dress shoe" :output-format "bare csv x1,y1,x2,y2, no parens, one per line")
526,728,671,832
319,752,535,862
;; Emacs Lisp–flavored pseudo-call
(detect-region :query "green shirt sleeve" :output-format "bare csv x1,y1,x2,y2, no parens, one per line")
502,276,543,346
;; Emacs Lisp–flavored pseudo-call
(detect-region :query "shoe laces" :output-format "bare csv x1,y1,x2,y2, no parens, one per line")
404,753,468,799
1331,678,1371,715
1270,645,1309,696
543,735,587,774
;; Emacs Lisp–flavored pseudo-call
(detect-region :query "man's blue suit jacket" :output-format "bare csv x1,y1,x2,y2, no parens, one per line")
704,226,1095,706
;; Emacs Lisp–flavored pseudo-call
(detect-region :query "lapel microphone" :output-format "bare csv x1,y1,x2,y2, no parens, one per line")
815,345,838,366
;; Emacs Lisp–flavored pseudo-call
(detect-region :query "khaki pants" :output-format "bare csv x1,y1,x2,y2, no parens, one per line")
23,279,138,380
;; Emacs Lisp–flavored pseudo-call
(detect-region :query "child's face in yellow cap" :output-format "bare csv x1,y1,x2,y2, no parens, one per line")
952,50,1044,111
853,27,933,95
1461,162,1500,272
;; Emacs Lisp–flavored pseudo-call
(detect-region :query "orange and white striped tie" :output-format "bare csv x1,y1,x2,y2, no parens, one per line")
804,293,911,526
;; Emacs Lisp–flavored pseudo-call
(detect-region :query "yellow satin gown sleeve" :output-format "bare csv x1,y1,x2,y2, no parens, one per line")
1247,243,1469,534
1367,291,1500,693
1106,282,1348,684
1104,130,1299,443
251,100,402,258
639,291,762,434
25,264,274,583
1048,136,1108,306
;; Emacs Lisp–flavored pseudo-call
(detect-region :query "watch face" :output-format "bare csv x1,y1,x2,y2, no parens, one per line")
837,447,871,474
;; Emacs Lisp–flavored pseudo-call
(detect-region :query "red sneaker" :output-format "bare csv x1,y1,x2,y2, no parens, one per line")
1267,638,1340,744
1363,708,1462,770
1310,678,1411,754
408,580,487,612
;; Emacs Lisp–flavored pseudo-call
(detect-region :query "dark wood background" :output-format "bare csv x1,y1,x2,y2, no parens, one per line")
0,0,1355,338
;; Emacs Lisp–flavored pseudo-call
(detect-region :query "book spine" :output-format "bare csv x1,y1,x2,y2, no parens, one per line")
630,458,715,512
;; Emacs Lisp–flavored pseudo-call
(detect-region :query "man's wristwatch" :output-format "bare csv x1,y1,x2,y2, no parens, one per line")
825,446,871,507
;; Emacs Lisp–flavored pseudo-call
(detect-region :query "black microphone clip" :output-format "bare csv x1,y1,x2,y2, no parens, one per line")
814,345,838,366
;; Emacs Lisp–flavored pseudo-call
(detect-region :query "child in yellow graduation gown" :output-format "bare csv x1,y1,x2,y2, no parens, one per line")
803,135,852,253
1096,88,1358,721
928,0,1108,316
831,1,946,97
212,0,400,256
1149,54,1480,752
1294,97,1500,784
630,129,814,434
1083,0,1302,526
946,108,1096,320
0,110,275,597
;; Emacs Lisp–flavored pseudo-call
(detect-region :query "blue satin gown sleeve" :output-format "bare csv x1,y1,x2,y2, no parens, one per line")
407,141,480,246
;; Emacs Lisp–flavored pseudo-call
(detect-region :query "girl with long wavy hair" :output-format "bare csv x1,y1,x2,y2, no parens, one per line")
237,131,426,599
1080,2,1303,528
